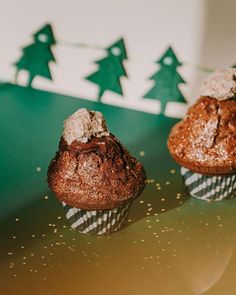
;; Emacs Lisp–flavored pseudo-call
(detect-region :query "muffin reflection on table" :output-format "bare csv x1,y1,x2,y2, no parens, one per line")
48,108,146,234
168,69,236,201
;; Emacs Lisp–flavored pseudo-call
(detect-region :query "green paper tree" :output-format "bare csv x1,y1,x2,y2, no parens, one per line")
143,46,187,114
14,23,56,87
106,38,128,61
85,38,128,101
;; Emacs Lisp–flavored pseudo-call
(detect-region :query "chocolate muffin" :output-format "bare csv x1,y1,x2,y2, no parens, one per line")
48,108,146,234
168,69,236,201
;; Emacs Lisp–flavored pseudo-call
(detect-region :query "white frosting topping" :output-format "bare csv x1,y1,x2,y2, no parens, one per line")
63,108,109,144
200,69,236,100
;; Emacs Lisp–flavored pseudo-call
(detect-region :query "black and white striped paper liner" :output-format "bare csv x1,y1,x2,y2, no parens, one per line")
62,202,131,235
181,167,236,201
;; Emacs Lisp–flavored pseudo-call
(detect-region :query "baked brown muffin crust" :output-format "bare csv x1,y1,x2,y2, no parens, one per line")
48,134,146,210
168,96,236,175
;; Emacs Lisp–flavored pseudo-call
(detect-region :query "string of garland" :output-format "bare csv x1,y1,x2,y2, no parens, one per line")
12,23,235,114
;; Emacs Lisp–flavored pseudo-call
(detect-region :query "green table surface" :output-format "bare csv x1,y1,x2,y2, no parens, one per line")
1,84,236,295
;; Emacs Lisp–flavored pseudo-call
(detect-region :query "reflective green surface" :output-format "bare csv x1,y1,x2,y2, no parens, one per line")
1,85,236,295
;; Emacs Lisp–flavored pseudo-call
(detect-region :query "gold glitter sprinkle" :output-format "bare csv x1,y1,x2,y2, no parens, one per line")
165,181,170,185
12,236,16,239
57,216,62,219
44,195,49,200
36,167,41,172
21,246,24,249
139,200,144,204
31,234,35,238
8,252,13,255
139,150,145,157
30,253,35,257
161,198,165,202
15,218,19,222
146,179,154,184
170,169,176,174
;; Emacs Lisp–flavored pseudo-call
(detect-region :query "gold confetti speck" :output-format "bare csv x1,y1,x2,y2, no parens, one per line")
36,167,41,172
15,218,19,222
57,216,62,219
139,150,145,157
44,195,49,200
146,179,154,184
170,169,176,174
139,200,144,204
8,252,13,255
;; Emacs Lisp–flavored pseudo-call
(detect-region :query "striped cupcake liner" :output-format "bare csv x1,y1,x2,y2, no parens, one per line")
181,167,236,201
62,202,132,235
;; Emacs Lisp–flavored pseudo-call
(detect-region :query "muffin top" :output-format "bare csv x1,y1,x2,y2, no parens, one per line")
168,69,236,175
48,109,146,210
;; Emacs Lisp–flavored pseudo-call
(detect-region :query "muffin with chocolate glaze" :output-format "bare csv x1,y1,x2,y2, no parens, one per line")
48,108,146,234
168,69,236,201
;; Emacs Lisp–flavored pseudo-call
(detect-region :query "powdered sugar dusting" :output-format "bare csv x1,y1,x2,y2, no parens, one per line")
200,69,236,100
63,108,109,144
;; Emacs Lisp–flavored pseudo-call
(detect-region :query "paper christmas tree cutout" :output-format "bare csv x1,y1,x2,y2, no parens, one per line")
85,38,128,101
14,23,56,87
106,38,128,61
143,46,186,114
